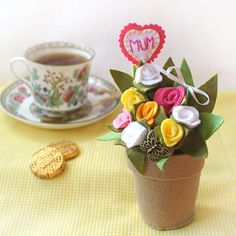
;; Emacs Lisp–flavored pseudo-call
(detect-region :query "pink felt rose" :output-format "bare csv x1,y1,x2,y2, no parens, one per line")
113,109,132,129
154,86,186,115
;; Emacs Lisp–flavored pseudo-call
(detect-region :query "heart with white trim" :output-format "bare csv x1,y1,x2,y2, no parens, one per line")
119,23,166,65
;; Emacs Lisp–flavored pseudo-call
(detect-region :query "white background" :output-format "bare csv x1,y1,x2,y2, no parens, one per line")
0,0,236,90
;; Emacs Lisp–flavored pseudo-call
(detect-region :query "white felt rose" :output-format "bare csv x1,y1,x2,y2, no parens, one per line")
135,63,163,86
172,106,201,129
121,122,148,148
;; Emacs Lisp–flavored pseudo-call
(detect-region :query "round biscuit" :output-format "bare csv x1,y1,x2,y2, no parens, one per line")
30,147,65,179
48,140,79,161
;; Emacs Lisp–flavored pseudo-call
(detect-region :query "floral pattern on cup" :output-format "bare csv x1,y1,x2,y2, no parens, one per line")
31,68,88,109
10,41,95,112
8,85,31,114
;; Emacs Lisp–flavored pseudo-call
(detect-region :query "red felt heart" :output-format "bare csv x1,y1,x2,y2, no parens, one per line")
119,23,166,65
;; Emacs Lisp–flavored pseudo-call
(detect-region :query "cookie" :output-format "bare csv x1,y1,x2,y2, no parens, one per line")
48,140,79,161
30,147,65,179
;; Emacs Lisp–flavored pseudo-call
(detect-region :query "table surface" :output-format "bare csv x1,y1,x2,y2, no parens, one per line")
0,82,235,236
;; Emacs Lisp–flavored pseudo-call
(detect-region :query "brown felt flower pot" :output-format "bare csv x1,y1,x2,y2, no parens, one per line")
128,154,204,230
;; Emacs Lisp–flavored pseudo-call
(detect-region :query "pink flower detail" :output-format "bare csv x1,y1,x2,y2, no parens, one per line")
13,94,25,103
154,86,185,115
18,86,27,92
77,66,88,80
87,86,96,93
113,109,132,129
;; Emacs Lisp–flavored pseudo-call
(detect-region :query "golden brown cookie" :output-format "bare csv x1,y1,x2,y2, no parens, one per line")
48,140,79,161
30,147,65,179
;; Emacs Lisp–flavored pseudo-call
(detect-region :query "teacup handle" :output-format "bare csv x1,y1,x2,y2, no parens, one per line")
10,57,31,86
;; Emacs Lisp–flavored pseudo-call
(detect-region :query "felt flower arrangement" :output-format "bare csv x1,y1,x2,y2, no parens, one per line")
98,58,224,173
98,23,223,173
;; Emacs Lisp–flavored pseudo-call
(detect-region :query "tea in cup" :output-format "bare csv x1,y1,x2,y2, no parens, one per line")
10,41,95,112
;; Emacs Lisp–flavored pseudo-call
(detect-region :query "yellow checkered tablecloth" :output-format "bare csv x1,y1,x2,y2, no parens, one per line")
0,82,236,236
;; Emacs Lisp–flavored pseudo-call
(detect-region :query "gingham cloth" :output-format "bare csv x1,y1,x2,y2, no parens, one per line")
0,83,235,235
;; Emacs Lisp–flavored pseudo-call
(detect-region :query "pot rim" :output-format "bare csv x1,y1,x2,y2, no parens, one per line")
128,154,205,181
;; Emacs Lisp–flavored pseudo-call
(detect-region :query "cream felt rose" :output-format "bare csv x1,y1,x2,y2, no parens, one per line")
172,106,201,128
112,109,132,129
121,122,148,148
154,86,186,115
135,64,163,86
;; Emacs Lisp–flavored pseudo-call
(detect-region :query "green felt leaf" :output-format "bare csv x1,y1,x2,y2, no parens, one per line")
197,112,224,140
188,74,218,112
156,157,168,171
163,57,176,73
154,106,167,126
126,147,145,174
133,80,157,93
158,57,176,88
173,125,191,150
133,101,144,112
138,119,151,131
132,64,137,77
114,139,126,146
146,89,158,101
97,131,121,141
180,129,208,158
154,126,163,141
180,58,194,86
106,124,122,132
110,69,134,92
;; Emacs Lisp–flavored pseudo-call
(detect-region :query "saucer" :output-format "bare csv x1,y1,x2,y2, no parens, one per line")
0,75,120,129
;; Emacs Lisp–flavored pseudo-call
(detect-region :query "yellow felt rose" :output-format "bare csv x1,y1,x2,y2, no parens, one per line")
121,88,146,111
136,101,158,125
161,118,184,147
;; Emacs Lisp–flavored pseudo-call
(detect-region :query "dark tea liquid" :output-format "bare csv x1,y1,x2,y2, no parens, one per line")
35,53,87,66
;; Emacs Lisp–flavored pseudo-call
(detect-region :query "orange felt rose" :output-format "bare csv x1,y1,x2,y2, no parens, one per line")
136,101,158,125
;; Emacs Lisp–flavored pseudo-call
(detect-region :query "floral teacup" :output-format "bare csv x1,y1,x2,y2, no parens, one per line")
10,42,95,112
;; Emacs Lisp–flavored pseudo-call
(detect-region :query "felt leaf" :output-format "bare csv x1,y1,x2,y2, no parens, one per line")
110,69,134,92
180,58,194,86
138,119,151,131
154,106,167,126
173,125,191,150
180,129,208,158
133,101,145,112
156,157,168,171
145,87,160,100
158,57,176,87
153,126,163,142
197,112,224,140
133,80,157,93
173,149,184,155
132,64,137,77
188,74,218,112
107,124,122,132
114,139,126,146
97,131,121,141
126,147,145,174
